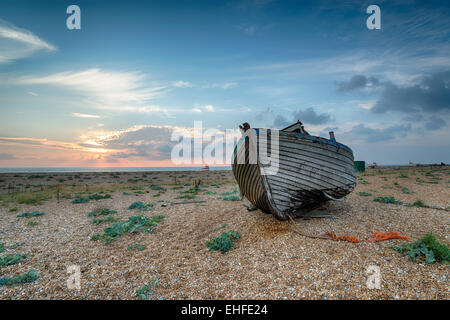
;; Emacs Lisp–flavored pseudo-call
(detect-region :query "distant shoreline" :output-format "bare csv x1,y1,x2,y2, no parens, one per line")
0,164,447,174
0,166,232,173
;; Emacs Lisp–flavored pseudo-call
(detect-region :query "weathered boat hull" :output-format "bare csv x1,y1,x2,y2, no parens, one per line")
232,128,356,220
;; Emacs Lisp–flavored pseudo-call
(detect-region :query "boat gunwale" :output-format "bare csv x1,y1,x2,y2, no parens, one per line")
254,128,354,154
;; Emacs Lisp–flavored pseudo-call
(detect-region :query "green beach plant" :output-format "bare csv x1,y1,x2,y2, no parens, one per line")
72,195,90,204
91,215,165,244
373,196,403,205
88,193,112,201
220,196,242,201
88,208,117,217
128,244,146,251
391,233,449,264
17,211,46,218
0,270,38,286
206,231,240,253
0,254,27,266
91,216,120,225
406,199,425,208
128,201,154,211
136,277,160,300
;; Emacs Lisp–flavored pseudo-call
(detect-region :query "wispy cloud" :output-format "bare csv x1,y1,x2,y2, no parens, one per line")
236,24,257,36
0,136,109,153
94,104,170,114
245,45,450,85
344,123,412,143
11,68,171,115
235,23,274,36
15,69,165,104
357,100,376,110
172,80,193,88
247,54,383,75
220,82,238,89
0,153,16,160
0,20,56,63
204,105,214,112
71,112,101,119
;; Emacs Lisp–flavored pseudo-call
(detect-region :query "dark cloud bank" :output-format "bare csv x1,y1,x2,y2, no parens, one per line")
273,107,333,128
372,71,450,114
336,71,450,115
335,75,380,93
336,71,449,142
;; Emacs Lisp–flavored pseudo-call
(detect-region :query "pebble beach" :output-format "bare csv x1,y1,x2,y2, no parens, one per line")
0,165,448,300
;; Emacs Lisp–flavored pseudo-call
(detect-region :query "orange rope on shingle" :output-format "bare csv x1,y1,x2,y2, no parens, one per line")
367,231,409,242
287,214,409,244
325,232,360,243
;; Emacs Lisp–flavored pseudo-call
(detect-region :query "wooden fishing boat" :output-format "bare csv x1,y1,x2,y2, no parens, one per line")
232,121,356,220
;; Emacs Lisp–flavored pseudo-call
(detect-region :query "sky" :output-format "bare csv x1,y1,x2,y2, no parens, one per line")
0,0,449,167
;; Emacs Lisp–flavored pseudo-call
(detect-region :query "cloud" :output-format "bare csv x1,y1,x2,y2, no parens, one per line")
71,112,101,119
27,91,38,96
0,123,244,165
247,54,383,76
192,108,202,113
171,81,237,90
424,116,447,131
0,125,186,164
358,100,376,110
204,105,214,112
346,123,412,143
0,20,56,63
236,24,257,36
337,71,450,125
201,82,238,89
157,144,173,153
94,125,185,162
0,136,109,153
270,107,332,129
335,75,380,92
96,104,170,115
84,124,239,164
11,68,171,115
220,82,238,89
0,153,16,160
15,69,165,104
372,70,450,114
246,39,450,84
273,115,290,128
292,107,332,125
172,80,193,88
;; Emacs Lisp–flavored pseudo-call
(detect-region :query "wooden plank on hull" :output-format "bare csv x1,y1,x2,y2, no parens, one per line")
258,134,354,161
